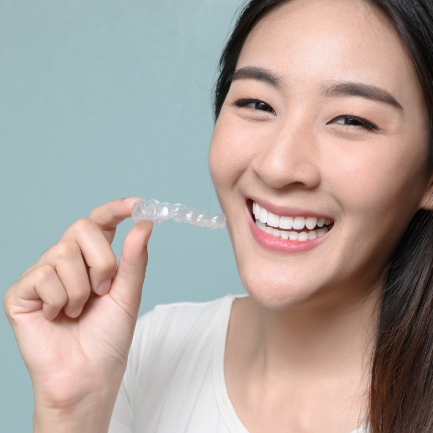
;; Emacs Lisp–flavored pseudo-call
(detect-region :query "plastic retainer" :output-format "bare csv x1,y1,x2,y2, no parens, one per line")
132,199,226,230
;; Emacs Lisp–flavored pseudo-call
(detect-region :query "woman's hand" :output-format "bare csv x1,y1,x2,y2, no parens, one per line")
3,198,152,433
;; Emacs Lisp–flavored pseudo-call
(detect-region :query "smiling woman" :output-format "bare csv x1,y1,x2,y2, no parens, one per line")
4,0,433,433
211,1,433,432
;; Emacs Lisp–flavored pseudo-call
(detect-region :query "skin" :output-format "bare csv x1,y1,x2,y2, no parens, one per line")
4,198,153,432
3,0,433,432
210,0,433,432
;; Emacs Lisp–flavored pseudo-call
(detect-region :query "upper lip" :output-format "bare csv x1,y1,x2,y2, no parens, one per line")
249,197,335,221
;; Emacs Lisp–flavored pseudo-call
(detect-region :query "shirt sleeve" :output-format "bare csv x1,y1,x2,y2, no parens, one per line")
108,309,156,433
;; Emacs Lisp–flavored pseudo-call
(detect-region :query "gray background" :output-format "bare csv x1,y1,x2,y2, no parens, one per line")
0,1,246,430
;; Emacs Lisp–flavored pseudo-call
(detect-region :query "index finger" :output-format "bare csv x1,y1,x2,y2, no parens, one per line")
89,197,141,230
59,197,141,245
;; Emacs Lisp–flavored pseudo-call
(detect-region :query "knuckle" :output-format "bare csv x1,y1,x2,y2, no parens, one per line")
89,198,120,218
89,205,103,219
32,264,56,284
73,217,98,234
54,240,81,261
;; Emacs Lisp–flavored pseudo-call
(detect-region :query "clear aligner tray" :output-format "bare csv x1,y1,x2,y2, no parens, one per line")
132,199,226,230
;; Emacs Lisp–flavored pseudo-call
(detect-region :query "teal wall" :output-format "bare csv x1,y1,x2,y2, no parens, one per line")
0,1,246,429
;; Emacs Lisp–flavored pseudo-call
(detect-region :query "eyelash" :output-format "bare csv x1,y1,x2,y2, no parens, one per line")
331,114,379,132
233,98,276,115
233,98,379,132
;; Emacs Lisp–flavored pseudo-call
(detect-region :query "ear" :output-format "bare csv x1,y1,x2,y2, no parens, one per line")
419,171,433,211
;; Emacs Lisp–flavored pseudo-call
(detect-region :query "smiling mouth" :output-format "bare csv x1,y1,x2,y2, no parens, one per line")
250,200,334,241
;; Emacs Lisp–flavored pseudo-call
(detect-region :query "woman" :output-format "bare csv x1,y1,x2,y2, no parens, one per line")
5,0,433,431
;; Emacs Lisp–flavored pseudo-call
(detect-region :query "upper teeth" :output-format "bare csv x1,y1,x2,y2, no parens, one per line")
253,202,330,230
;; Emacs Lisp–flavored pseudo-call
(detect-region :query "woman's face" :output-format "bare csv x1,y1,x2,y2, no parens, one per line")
209,0,433,310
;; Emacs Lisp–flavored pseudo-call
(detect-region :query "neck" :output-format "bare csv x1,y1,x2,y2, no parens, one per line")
227,284,381,392
225,285,381,432
258,289,379,375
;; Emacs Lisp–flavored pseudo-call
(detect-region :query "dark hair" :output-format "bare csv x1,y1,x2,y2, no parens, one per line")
213,1,433,432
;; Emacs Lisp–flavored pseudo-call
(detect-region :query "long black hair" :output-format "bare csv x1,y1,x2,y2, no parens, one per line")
213,1,433,431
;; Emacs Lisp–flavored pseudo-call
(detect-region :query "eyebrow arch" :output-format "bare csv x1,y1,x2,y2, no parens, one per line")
323,82,403,111
228,67,283,89
229,67,403,111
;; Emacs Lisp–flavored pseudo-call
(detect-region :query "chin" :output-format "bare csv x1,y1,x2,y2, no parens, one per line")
238,266,321,311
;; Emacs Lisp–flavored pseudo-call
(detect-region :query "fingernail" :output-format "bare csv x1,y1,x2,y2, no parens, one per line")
95,279,111,296
69,306,83,318
124,197,141,204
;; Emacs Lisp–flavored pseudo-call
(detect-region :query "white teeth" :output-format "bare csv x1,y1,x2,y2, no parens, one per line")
298,231,309,241
279,216,293,229
272,228,281,238
317,228,328,238
306,217,317,230
267,212,280,228
308,230,317,240
259,207,268,224
288,231,299,241
253,202,332,241
281,231,289,240
293,216,306,230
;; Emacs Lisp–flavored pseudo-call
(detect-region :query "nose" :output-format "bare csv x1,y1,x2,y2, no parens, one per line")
251,118,321,191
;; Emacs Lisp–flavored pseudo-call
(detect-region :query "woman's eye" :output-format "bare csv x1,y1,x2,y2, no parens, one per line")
234,99,276,115
331,115,379,132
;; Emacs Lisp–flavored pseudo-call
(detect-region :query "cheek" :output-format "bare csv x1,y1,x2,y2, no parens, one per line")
325,138,428,231
209,115,255,192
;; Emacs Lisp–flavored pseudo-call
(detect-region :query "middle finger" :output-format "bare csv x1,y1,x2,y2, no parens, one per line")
59,218,118,293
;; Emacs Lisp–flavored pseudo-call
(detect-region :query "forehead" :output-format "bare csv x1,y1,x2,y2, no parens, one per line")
236,0,423,108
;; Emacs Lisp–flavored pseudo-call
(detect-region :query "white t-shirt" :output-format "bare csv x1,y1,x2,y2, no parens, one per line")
109,294,368,433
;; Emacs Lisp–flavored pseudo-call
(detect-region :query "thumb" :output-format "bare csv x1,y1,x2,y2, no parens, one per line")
109,221,153,318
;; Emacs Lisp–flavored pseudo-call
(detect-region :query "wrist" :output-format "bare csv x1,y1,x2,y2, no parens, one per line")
33,388,118,433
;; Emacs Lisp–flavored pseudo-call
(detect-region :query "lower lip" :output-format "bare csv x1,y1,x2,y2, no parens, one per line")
249,218,330,253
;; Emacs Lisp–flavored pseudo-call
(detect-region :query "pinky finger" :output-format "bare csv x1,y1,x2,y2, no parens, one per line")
13,264,68,321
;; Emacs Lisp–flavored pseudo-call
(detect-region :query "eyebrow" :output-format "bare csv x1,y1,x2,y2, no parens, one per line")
229,67,283,89
322,82,403,111
229,66,403,111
